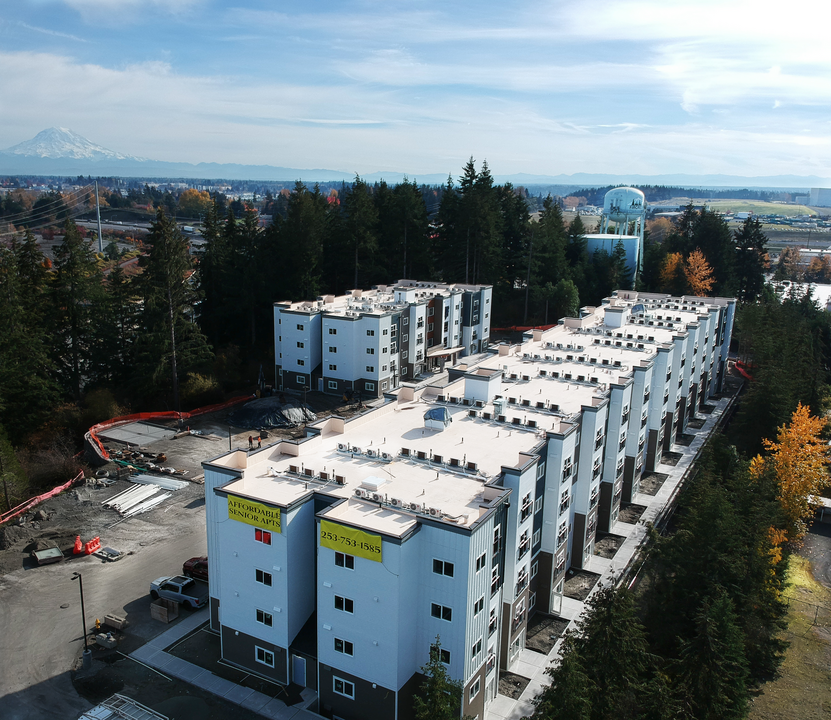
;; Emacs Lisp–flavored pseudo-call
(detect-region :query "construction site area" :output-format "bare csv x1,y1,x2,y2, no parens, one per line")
0,391,373,720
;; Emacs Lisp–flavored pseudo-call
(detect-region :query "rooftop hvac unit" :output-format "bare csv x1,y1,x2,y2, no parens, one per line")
335,475,346,485
390,497,401,506
366,449,378,458
337,443,347,452
372,493,382,502
533,354,540,359
381,452,392,461
468,409,478,418
351,446,362,454
523,353,530,359
429,507,441,517
409,502,421,511
354,488,365,498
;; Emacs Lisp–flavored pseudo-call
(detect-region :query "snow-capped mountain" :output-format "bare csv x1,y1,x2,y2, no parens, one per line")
3,127,145,161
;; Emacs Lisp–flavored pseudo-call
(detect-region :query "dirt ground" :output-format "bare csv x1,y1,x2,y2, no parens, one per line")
617,503,647,524
525,614,570,655
0,391,364,578
748,524,831,720
563,568,601,601
638,472,668,497
498,671,530,699
660,451,683,467
593,532,625,559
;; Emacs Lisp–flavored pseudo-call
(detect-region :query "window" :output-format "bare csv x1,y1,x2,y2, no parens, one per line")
470,638,482,660
533,529,541,546
297,360,305,368
433,559,455,577
367,329,375,336
475,553,487,572
401,367,408,375
329,364,337,371
296,341,304,348
335,552,355,569
534,496,543,513
256,646,274,667
493,524,501,555
366,366,375,373
366,382,375,391
402,317,409,325
296,324,304,330
518,529,530,559
491,566,500,595
328,380,338,390
402,350,408,359
469,678,481,701
431,603,452,621
256,609,273,627
255,528,272,545
428,307,435,317
428,323,434,332
383,328,388,335
329,328,337,335
366,347,375,354
403,335,409,343
489,608,498,636
255,569,272,586
531,560,538,579
382,346,388,353
474,596,484,616
431,644,451,664
334,595,354,613
329,346,337,353
334,638,354,655
333,677,355,699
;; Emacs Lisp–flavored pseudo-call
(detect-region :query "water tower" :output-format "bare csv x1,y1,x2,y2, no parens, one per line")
585,187,646,285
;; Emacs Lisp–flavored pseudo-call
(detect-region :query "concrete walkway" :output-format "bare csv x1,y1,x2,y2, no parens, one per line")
129,610,318,720
486,395,734,720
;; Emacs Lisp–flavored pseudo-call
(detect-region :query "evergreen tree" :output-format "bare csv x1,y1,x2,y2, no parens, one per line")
733,217,768,304
532,635,593,720
343,176,379,289
50,219,105,400
135,208,212,410
413,637,466,720
0,245,58,442
675,592,749,720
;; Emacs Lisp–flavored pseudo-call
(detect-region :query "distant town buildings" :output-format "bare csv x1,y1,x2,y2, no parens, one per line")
204,288,735,720
810,188,831,207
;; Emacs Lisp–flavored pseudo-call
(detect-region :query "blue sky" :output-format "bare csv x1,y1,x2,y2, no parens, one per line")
1,0,829,178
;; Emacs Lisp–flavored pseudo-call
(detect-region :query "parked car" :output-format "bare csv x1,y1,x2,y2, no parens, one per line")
150,575,208,609
182,556,208,582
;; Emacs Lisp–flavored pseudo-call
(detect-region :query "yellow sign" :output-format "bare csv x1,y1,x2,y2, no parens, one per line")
320,519,382,562
227,495,281,533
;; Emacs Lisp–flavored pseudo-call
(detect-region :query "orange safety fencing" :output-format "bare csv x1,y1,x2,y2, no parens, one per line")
85,394,254,463
0,470,85,526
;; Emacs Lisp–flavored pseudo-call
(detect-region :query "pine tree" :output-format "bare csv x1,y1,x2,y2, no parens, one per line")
135,208,212,410
675,592,749,720
343,176,379,289
733,217,768,303
50,219,105,400
532,635,592,720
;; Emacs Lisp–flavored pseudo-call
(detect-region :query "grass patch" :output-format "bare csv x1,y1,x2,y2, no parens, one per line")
705,200,817,217
749,555,831,720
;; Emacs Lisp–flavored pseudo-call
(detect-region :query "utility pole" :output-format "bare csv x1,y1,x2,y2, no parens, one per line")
94,180,104,253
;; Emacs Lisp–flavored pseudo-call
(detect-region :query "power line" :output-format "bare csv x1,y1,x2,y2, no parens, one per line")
0,185,95,225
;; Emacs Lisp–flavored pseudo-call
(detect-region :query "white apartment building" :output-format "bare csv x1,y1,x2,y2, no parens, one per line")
274,280,493,398
204,291,735,720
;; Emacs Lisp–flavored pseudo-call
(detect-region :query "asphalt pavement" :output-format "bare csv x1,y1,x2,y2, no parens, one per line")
0,498,207,720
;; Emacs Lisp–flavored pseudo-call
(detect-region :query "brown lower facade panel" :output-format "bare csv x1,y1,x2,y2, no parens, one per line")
318,664,396,720
220,624,288,685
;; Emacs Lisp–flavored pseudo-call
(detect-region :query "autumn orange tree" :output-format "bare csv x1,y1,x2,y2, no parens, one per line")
660,252,686,295
754,402,829,544
684,248,715,296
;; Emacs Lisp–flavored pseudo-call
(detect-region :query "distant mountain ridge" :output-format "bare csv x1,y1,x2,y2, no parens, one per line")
1,128,828,189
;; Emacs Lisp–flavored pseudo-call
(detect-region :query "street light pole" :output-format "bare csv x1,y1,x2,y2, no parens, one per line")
71,571,91,667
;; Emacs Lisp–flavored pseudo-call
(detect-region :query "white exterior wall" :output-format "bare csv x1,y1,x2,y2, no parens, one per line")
626,364,653,463
500,463,539,605
322,316,357,384
280,312,320,381
573,404,608,562
215,493,292,648
648,347,673,432
411,305,428,368
446,291,463,348
603,382,633,484
317,532,410,692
